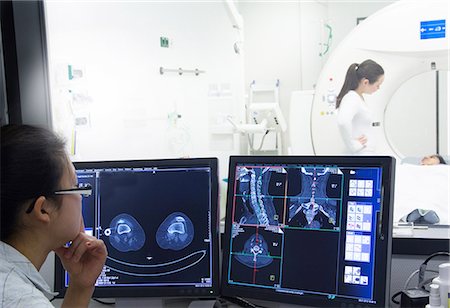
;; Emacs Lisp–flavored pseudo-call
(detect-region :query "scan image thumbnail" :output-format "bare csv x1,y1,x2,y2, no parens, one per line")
104,213,146,252
235,233,273,269
236,167,282,226
288,167,338,230
156,212,194,251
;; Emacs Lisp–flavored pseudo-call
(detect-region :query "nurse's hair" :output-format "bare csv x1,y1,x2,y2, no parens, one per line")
1,124,68,241
432,154,447,164
336,59,384,108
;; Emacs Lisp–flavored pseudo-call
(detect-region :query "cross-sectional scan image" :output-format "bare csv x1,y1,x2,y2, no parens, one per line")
234,166,285,226
234,233,273,269
156,212,194,251
104,213,146,252
288,167,341,230
229,226,282,287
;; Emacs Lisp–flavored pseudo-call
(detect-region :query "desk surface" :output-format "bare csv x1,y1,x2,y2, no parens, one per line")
393,225,450,239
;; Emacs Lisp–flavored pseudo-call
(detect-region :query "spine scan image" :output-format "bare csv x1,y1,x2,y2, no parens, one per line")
236,167,279,226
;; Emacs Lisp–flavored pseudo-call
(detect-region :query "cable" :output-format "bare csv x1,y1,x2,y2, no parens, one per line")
49,297,114,305
418,252,450,286
217,296,268,308
393,269,439,305
392,269,432,305
391,291,402,305
93,298,115,305
404,269,439,290
404,269,420,290
247,130,269,153
392,269,440,304
391,252,450,305
319,23,333,57
217,296,256,308
254,130,269,151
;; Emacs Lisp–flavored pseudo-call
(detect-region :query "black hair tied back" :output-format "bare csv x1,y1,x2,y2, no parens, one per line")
1,124,67,240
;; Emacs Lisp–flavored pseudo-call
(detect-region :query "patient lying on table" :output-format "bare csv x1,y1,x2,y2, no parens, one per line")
421,154,448,165
394,159,449,226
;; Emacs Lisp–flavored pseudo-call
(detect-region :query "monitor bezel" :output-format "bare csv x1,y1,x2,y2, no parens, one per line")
54,157,220,299
220,155,395,307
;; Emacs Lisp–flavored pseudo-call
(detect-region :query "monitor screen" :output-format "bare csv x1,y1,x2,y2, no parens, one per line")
55,158,220,298
221,156,395,307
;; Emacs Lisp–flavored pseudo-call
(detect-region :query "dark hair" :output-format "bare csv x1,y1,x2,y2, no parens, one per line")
432,154,447,165
336,59,384,108
1,124,68,241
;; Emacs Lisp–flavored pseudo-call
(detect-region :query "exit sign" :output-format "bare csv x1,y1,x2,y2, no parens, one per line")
160,37,169,48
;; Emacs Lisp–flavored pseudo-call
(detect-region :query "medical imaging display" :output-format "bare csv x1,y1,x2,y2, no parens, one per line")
62,161,217,295
222,157,395,307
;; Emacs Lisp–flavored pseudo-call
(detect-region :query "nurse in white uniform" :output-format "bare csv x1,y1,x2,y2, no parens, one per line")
336,59,384,154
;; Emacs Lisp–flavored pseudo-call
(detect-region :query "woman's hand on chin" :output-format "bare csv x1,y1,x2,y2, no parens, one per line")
54,231,107,288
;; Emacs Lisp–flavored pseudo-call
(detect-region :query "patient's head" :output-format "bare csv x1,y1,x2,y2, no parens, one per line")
421,154,447,165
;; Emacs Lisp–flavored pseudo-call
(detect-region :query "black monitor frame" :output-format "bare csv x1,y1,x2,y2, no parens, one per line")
54,158,220,299
221,155,395,307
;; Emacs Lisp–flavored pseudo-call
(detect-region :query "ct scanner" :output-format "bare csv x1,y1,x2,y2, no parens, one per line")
290,0,450,234
290,0,449,158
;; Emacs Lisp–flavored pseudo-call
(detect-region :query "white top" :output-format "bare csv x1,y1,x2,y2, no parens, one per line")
337,90,376,154
0,241,57,307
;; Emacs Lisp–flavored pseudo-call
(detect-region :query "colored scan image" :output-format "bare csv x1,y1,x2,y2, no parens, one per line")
234,166,285,226
288,167,340,230
230,225,282,287
235,233,273,269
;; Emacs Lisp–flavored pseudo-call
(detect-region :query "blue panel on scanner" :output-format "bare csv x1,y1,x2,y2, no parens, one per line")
420,19,446,39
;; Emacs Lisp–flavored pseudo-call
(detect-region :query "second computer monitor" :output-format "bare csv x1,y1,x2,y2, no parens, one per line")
221,156,395,307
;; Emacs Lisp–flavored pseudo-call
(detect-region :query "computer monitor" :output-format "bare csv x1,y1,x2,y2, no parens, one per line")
54,158,220,299
221,156,395,307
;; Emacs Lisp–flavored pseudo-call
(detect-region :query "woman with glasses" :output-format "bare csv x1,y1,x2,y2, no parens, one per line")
0,124,107,307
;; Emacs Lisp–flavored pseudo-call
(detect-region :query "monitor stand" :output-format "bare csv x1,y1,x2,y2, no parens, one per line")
115,297,217,308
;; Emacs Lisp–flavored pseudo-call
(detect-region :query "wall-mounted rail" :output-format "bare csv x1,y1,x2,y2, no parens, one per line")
159,67,205,76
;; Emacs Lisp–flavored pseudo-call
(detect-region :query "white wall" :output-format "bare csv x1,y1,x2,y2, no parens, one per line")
45,1,245,219
238,1,303,153
326,1,397,54
299,1,329,90
45,1,243,156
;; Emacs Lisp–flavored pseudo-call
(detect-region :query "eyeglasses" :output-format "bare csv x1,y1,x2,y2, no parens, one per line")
54,183,92,197
25,183,92,214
